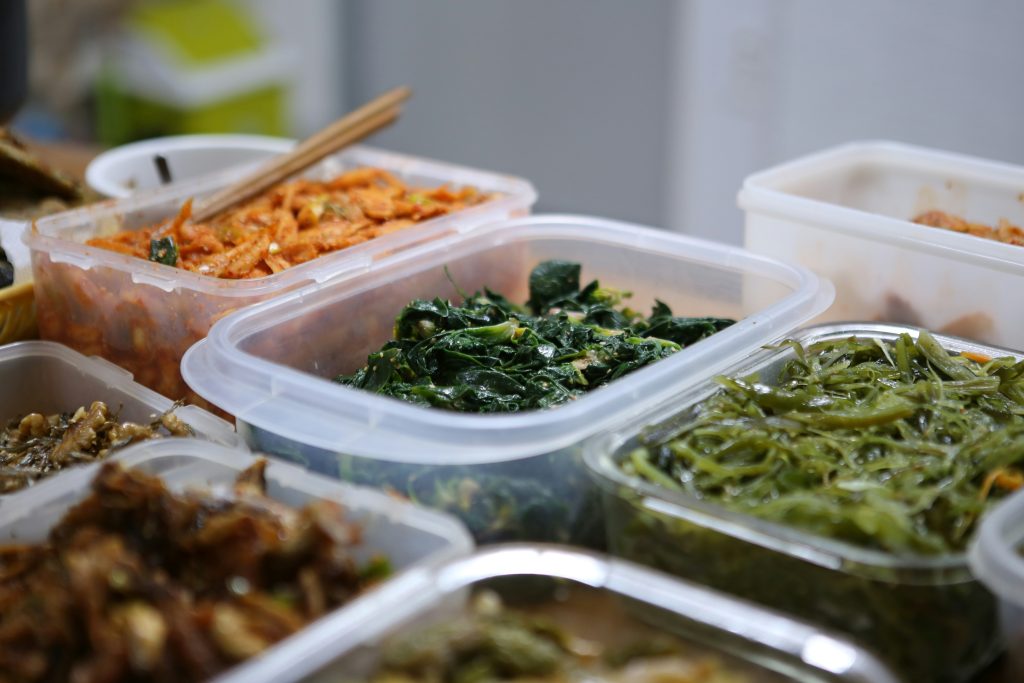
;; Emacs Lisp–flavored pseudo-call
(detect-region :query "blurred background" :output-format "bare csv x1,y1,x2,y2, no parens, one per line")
11,0,1024,244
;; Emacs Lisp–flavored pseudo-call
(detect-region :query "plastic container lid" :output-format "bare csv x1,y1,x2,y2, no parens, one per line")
970,487,1024,609
183,214,834,464
215,545,901,683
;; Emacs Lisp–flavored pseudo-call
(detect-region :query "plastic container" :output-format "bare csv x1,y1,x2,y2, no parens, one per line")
27,145,536,404
0,340,240,466
183,214,832,548
85,134,294,198
739,140,1024,349
970,488,1024,681
0,438,473,678
585,322,1019,682
213,545,900,683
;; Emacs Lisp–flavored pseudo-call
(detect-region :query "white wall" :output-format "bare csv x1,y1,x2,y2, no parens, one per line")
288,0,1024,244
669,0,1024,243
342,0,675,225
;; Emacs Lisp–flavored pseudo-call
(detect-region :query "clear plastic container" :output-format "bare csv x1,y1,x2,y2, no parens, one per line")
26,145,536,405
970,488,1024,680
0,438,474,678
585,322,1018,682
182,214,832,548
739,140,1024,349
0,340,241,478
213,545,901,683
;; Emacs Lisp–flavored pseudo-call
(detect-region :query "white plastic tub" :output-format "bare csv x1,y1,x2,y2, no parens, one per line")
739,140,1024,349
84,133,295,198
970,488,1024,681
182,214,832,548
27,145,536,405
216,545,901,683
0,340,241,495
0,438,473,679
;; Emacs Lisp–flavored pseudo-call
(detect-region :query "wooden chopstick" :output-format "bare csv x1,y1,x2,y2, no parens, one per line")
191,86,411,223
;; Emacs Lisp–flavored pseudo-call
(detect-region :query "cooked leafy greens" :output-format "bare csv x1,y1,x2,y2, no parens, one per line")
336,260,734,412
623,331,1024,555
603,330,1015,681
371,590,749,683
148,236,178,266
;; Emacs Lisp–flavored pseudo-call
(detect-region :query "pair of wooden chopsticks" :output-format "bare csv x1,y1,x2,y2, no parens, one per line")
191,86,412,223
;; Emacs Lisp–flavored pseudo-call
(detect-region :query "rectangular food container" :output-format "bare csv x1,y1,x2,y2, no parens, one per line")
182,214,832,549
739,140,1024,350
970,487,1024,681
0,438,474,680
26,145,536,405
214,545,900,683
0,339,240,459
585,322,1018,682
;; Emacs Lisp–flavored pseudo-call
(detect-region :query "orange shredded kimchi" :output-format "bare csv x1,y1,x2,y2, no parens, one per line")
912,210,1024,247
87,167,493,279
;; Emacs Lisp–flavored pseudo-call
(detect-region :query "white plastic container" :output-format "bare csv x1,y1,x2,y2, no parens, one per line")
739,140,1024,349
970,488,1024,681
183,214,832,548
27,145,536,404
85,134,295,198
0,438,473,678
214,545,901,683
0,340,241,489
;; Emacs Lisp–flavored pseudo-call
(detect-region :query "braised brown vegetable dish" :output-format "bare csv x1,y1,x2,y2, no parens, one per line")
0,401,191,494
0,459,391,682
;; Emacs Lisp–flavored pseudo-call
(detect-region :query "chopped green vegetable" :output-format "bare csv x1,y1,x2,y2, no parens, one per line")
336,260,734,413
148,236,178,266
371,590,749,683
606,330,1016,681
625,331,1024,555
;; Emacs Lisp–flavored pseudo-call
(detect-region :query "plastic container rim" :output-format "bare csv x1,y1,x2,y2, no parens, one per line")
737,139,1024,276
184,214,834,464
583,321,1022,580
212,544,901,683
968,486,1024,609
0,339,239,447
25,144,538,297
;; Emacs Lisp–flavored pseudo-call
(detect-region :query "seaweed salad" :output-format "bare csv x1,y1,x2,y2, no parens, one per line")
624,331,1024,554
336,260,734,412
